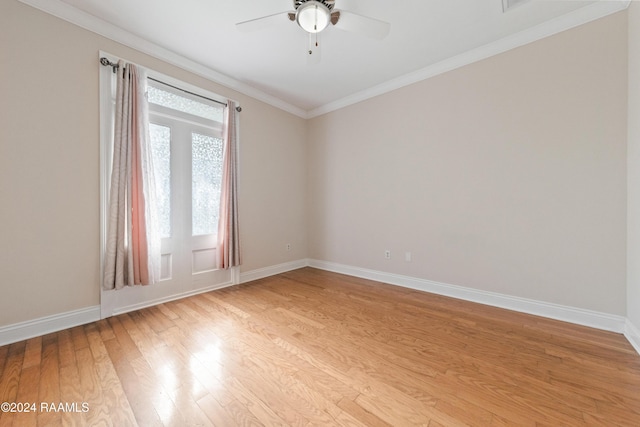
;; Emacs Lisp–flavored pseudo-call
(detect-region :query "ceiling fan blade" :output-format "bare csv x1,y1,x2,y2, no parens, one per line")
332,10,390,40
307,32,321,65
236,11,292,32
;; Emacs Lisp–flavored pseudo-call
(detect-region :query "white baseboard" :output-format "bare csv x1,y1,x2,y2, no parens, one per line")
240,259,309,284
109,280,236,317
0,306,100,347
308,259,627,334
625,319,640,355
1,259,636,356
0,261,307,347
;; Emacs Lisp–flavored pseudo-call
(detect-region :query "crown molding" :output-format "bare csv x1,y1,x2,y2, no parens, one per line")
18,0,630,120
307,0,631,118
17,0,308,118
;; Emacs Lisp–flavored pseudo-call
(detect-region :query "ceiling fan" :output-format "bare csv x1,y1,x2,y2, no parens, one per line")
236,0,390,61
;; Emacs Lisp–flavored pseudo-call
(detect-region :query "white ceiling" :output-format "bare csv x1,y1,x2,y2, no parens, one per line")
21,0,629,117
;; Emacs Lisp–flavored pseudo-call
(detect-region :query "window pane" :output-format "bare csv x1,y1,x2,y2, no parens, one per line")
148,85,223,122
149,123,171,238
192,132,223,236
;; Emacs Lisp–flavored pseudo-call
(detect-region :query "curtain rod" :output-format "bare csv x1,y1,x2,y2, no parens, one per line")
99,57,241,112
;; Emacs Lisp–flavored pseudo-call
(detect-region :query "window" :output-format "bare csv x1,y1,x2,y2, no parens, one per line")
99,56,234,317
191,131,224,236
147,80,225,280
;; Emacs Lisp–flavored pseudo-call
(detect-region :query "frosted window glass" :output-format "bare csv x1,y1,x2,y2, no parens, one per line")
192,133,223,236
149,123,171,238
148,85,223,122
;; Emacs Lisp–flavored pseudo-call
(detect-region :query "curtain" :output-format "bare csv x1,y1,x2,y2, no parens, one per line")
103,61,160,290
217,100,241,269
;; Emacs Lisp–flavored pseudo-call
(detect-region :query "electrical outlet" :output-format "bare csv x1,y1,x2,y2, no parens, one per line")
384,250,391,259
286,243,291,251
405,251,412,262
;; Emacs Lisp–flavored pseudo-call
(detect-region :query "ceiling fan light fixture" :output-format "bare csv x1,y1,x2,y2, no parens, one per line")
296,1,330,33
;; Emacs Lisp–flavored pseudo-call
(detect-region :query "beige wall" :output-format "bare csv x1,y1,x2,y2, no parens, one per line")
628,3,640,328
0,0,307,327
0,0,632,329
307,12,628,314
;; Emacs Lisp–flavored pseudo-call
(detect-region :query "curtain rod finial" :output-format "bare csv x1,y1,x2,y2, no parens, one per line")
236,106,242,112
100,57,118,73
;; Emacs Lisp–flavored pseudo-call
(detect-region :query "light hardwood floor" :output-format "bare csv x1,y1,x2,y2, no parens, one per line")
1,267,639,426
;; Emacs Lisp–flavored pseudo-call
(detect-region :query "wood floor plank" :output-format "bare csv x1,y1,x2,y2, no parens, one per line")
167,385,215,427
0,345,8,379
107,316,143,362
226,375,289,425
21,336,42,370
1,267,640,426
59,356,87,427
75,346,113,426
85,324,138,427
196,393,237,426
101,338,163,427
70,325,90,352
37,333,61,427
121,311,216,425
128,354,185,427
337,397,393,427
0,342,25,427
11,365,39,427
223,397,268,426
